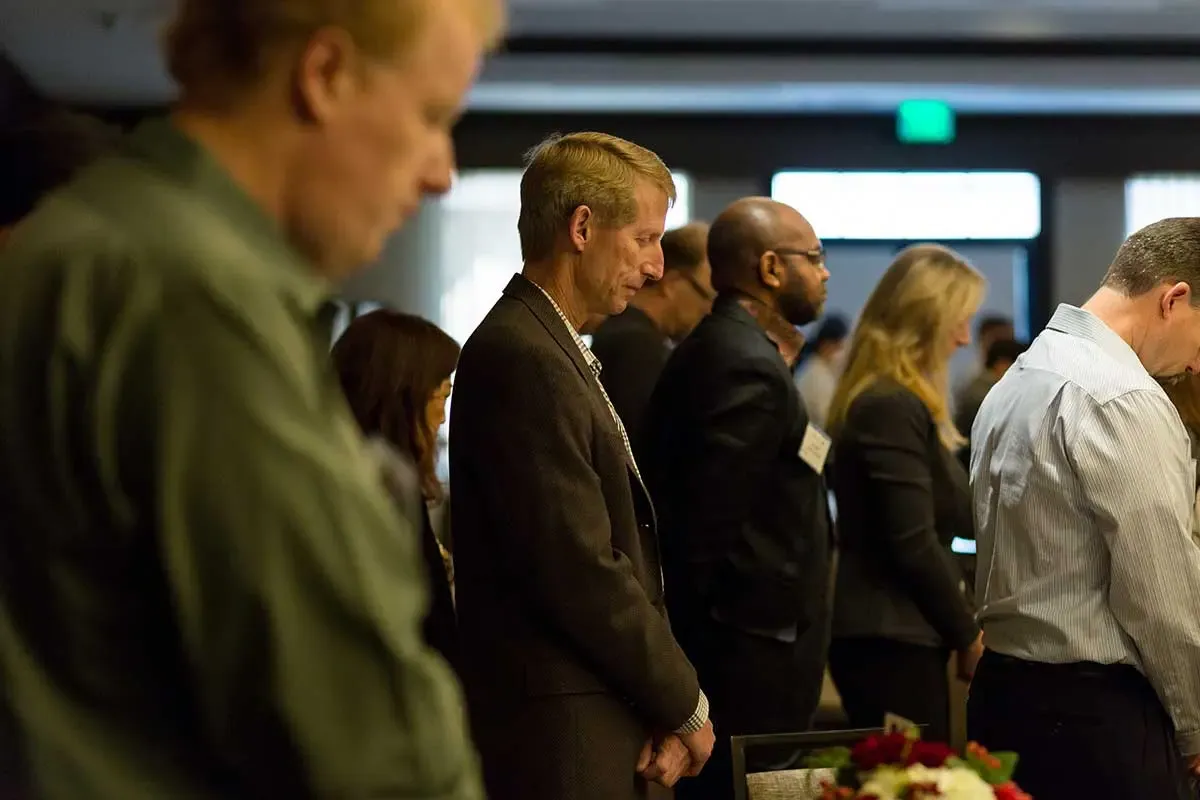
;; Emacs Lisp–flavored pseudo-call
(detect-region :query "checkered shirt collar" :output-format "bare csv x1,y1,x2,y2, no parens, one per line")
532,281,602,377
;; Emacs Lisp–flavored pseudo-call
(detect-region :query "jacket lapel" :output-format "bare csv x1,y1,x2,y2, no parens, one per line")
503,275,595,384
503,275,656,516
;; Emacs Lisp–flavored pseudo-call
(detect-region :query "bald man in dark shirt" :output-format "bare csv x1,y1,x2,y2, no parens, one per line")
641,198,834,800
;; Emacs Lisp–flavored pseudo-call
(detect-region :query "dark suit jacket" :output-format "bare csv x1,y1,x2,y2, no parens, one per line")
830,380,979,650
641,294,833,662
450,275,701,800
590,306,671,445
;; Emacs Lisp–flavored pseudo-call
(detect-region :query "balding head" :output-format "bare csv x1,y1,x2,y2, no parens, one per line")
707,197,827,326
708,198,810,288
662,222,710,274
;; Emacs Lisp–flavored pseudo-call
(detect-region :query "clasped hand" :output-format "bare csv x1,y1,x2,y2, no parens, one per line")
636,721,715,788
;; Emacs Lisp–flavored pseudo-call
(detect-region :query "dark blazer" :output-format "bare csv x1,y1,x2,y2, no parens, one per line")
450,275,701,800
590,306,671,444
641,294,833,655
830,380,979,650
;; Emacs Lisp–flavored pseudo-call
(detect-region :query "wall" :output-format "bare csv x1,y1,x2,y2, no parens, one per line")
1051,179,1127,308
339,200,445,323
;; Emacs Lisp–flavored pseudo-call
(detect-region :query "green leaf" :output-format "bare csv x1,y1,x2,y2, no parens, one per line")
803,746,852,770
965,750,1019,785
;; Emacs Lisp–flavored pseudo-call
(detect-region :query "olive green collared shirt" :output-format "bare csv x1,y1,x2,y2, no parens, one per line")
0,119,481,799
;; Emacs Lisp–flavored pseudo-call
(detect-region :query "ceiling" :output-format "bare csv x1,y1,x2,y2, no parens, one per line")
5,0,1200,111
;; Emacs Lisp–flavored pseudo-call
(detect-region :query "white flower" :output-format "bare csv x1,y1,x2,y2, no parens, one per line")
856,765,995,800
857,767,906,800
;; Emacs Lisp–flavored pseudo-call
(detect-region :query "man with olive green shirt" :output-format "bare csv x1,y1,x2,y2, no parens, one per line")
0,0,503,797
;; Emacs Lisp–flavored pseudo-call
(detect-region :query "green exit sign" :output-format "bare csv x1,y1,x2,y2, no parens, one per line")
897,100,956,144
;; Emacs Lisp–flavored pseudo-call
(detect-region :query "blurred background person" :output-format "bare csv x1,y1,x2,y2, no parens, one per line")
825,244,985,742
793,313,850,429
333,309,461,670
954,314,1014,408
642,197,833,800
955,337,1028,469
591,221,715,443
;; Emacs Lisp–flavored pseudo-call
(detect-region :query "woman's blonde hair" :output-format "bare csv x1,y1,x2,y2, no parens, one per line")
1164,374,1200,434
826,244,986,450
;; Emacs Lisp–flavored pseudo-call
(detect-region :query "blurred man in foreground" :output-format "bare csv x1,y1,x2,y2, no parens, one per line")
0,0,503,796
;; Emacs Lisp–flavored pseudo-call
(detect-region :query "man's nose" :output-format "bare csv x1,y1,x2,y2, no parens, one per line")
646,248,665,281
422,139,456,197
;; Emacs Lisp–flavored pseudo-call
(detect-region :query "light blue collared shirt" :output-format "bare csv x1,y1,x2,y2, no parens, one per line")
972,303,1200,754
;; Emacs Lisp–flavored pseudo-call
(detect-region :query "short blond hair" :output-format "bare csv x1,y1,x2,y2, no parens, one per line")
517,132,677,262
164,0,505,104
827,244,986,451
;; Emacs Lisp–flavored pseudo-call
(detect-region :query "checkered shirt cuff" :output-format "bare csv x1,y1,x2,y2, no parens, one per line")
674,690,710,735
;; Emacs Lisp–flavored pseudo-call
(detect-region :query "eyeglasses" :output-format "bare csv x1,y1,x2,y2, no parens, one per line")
771,247,827,268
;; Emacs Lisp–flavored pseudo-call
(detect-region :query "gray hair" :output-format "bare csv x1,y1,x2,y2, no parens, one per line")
1103,217,1200,302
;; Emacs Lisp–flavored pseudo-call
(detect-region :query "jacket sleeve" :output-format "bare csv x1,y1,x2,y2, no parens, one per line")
664,360,790,566
451,336,702,733
845,389,979,650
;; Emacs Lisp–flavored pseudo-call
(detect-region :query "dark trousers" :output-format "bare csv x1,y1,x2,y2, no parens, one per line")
675,619,828,800
827,637,951,743
968,650,1194,800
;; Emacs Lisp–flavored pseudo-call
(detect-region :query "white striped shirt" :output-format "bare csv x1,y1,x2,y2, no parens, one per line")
972,303,1200,755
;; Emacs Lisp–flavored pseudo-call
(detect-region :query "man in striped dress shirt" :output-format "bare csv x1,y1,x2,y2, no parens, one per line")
969,217,1200,799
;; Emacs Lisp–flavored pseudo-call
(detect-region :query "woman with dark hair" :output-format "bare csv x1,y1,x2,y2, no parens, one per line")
332,309,461,670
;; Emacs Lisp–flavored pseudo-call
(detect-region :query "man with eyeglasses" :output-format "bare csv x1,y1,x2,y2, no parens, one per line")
640,197,834,800
591,221,716,445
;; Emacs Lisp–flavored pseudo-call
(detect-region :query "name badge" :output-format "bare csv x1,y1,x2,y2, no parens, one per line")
798,423,832,474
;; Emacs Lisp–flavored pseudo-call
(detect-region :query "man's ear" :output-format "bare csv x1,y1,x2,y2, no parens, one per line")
294,26,359,124
568,205,593,253
1164,281,1192,317
758,252,784,290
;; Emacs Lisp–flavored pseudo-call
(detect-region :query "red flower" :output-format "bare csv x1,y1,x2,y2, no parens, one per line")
851,733,910,770
907,740,955,768
993,782,1032,800
850,733,955,770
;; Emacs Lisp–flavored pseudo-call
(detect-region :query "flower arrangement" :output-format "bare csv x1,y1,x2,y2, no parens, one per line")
803,729,1032,800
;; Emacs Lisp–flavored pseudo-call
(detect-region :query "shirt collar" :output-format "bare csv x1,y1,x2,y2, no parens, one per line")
1045,303,1147,374
530,280,602,377
125,117,333,317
